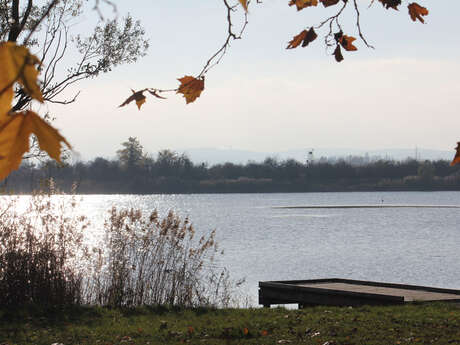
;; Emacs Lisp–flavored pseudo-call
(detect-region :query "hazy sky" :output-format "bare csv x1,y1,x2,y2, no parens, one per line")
43,0,460,160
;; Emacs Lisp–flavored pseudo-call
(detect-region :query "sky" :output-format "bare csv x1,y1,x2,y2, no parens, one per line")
42,0,460,161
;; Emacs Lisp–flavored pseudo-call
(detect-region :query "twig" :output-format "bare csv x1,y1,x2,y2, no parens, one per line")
24,0,61,45
353,0,374,49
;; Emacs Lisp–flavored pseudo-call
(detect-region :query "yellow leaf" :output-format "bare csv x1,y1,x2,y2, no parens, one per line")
0,42,43,103
0,87,13,123
177,76,205,104
0,111,70,180
0,43,16,124
239,0,248,12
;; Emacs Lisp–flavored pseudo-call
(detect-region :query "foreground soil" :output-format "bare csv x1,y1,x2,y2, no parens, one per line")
1,303,459,344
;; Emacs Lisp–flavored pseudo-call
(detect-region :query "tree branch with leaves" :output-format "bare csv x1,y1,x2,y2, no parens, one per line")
0,0,458,182
0,0,148,179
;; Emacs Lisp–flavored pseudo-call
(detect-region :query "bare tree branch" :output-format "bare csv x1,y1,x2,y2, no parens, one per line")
19,0,33,34
132,0,249,98
7,0,20,41
24,0,60,45
353,0,374,49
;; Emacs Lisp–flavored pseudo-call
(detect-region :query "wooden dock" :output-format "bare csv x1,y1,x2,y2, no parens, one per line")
259,278,460,307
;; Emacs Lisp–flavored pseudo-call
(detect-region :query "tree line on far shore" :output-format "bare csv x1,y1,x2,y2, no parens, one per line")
4,137,460,194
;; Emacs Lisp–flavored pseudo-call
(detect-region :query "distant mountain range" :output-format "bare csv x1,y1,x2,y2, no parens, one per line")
180,147,454,165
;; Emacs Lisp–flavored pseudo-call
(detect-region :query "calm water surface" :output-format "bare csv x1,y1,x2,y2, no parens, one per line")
67,192,460,301
25,192,460,304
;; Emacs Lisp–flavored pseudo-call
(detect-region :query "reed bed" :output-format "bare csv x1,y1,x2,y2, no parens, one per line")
0,190,242,308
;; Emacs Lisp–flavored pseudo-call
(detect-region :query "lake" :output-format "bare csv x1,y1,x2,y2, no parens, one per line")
13,191,460,305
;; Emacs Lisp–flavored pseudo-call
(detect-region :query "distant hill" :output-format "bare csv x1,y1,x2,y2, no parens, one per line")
182,147,454,165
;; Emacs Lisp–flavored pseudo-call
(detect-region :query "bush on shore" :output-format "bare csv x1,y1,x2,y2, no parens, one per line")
0,189,241,308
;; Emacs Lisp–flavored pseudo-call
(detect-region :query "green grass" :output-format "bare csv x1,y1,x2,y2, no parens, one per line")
1,303,459,344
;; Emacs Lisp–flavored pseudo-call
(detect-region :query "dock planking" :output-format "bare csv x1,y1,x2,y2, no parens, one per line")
259,278,460,308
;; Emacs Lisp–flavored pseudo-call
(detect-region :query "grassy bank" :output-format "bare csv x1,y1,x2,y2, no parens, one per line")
1,303,459,345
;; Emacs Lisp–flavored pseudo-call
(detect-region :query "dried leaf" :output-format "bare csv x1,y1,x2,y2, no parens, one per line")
450,142,460,166
119,89,147,110
287,30,307,49
334,45,344,62
302,27,318,47
239,0,248,12
0,111,70,180
378,0,401,10
320,0,340,7
408,3,428,23
334,30,343,42
177,76,205,104
339,35,358,51
289,0,318,11
287,28,317,49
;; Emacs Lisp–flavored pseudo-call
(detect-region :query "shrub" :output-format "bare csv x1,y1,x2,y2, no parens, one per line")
0,190,242,308
0,192,89,306
86,207,239,308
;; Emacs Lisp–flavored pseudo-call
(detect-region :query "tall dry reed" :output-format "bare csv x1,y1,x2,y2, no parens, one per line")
0,189,90,306
0,190,243,308
85,207,242,307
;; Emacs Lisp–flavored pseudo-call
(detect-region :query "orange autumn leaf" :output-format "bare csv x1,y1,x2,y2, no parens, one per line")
177,76,205,104
339,35,358,51
450,142,460,166
243,328,249,335
287,30,307,49
287,28,317,49
238,0,248,12
0,42,43,125
0,111,70,180
119,89,147,110
289,0,318,11
408,3,428,23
